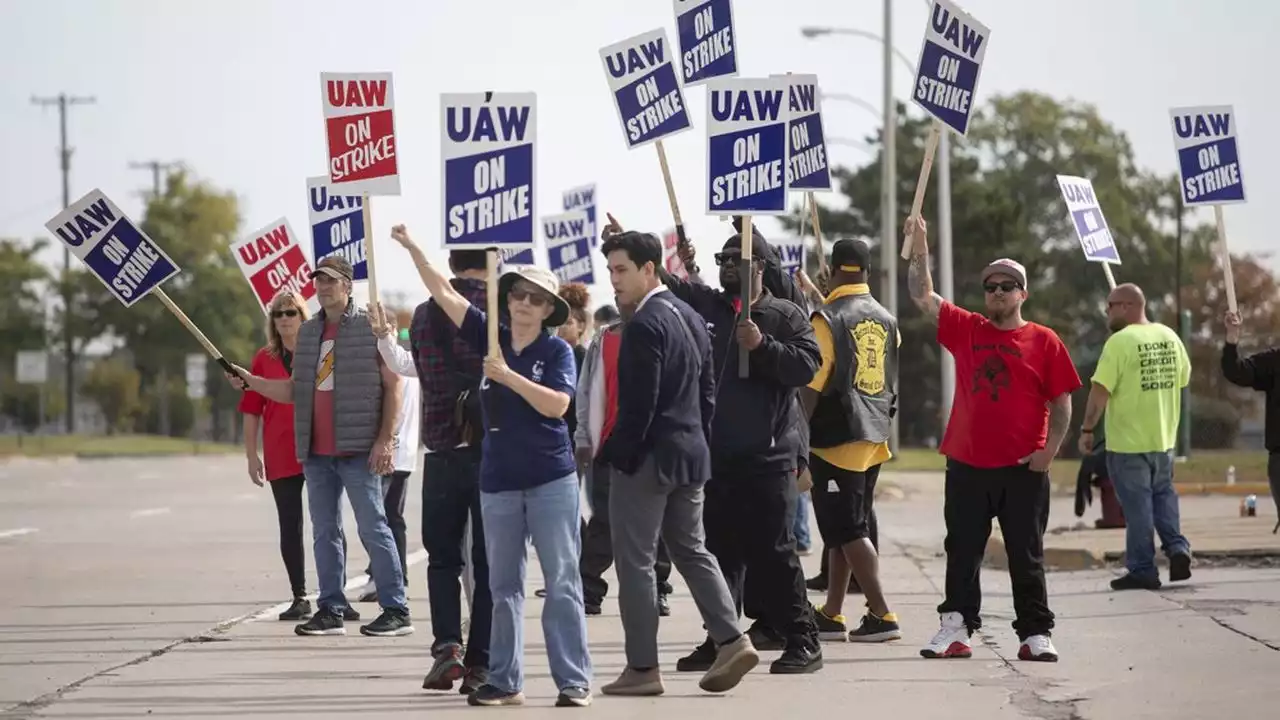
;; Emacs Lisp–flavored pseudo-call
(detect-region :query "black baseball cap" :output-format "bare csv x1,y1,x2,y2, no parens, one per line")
831,238,871,273
310,255,354,282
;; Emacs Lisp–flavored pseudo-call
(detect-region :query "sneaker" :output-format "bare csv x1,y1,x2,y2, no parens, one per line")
1111,573,1161,591
1018,634,1059,662
797,545,812,556
295,607,345,636
746,622,785,651
805,573,828,592
658,594,671,617
699,634,759,693
278,597,312,622
422,643,466,690
585,602,602,616
341,606,361,622
356,580,377,603
849,611,902,643
919,612,971,659
535,588,548,598
555,686,593,707
467,684,525,706
360,608,414,637
601,667,664,696
769,640,823,674
813,605,848,642
459,666,487,696
676,638,716,672
1169,552,1193,582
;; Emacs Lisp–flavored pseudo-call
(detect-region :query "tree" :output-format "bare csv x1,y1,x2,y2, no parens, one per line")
0,238,53,429
80,355,142,434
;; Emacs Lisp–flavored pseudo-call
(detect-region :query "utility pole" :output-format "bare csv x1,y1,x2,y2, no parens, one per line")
129,160,181,436
881,0,899,453
32,93,96,434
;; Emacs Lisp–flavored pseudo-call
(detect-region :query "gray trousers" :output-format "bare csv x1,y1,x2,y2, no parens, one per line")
610,457,740,668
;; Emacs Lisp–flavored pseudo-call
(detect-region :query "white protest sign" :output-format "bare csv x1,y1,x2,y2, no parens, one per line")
600,29,692,150
706,76,790,215
673,0,739,86
543,212,595,285
321,72,400,196
45,189,181,308
1056,176,1120,265
441,92,537,250
773,238,805,276
562,184,598,246
778,74,831,192
1169,105,1246,207
232,218,318,313
912,0,990,136
307,176,367,281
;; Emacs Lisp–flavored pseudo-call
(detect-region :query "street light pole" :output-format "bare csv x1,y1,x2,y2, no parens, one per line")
881,0,899,453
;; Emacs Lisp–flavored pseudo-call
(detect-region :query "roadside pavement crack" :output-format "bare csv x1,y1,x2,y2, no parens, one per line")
1153,590,1280,652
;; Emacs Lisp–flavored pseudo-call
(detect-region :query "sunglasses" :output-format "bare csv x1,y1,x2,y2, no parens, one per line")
272,309,300,318
983,281,1023,294
713,252,763,267
509,287,550,306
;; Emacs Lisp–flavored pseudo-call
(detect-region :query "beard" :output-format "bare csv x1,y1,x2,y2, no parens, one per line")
988,306,1015,324
720,276,741,295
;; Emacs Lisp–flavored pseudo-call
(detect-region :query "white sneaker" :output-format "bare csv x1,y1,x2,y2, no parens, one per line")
1018,634,1058,662
919,612,972,659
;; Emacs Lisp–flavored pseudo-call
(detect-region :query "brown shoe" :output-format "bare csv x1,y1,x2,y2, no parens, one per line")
601,667,664,696
699,634,759,693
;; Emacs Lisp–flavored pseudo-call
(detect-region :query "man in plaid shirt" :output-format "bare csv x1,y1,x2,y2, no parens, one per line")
409,249,493,694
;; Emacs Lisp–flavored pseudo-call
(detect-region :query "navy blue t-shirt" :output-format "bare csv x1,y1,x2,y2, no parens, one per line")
458,305,578,492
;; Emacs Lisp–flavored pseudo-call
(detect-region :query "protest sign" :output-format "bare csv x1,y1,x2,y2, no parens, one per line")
662,229,689,280
706,76,790,215
673,0,739,86
46,189,180,308
544,211,595,285
600,29,692,149
441,92,537,250
307,176,367,281
773,238,805,276
321,73,400,196
1169,106,1246,207
498,247,536,270
778,74,831,192
562,183,598,246
911,0,989,136
233,218,317,312
1057,175,1120,289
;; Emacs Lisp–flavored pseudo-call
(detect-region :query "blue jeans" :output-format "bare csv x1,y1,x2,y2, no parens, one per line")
793,491,812,549
1105,450,1191,579
304,454,407,613
480,473,592,693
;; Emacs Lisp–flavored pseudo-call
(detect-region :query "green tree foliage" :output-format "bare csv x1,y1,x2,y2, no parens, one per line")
785,91,1279,448
0,238,53,429
81,355,142,434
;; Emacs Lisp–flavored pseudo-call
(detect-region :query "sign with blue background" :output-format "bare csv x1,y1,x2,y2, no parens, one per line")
912,0,990,136
45,189,180,307
1056,175,1120,265
498,247,535,270
562,183,598,247
307,175,368,281
773,238,805,276
1169,105,1246,207
706,76,790,215
544,211,595,285
673,0,738,86
600,29,692,149
440,92,537,250
778,73,831,192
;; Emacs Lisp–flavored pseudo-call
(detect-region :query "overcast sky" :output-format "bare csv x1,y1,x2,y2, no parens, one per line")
2,0,1274,309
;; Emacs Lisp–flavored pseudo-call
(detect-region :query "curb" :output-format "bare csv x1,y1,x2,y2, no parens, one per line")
984,532,1106,572
1173,482,1272,497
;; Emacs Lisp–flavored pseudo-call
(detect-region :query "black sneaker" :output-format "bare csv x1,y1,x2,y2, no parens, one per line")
1169,552,1193,582
341,606,361,622
746,622,785,651
849,611,902,643
535,588,548,598
1111,573,1161,591
360,608,414,637
769,640,823,674
278,597,312,622
813,605,848,642
805,573,828,592
467,684,525,707
585,602,602,616
423,643,465,690
658,594,671,617
555,686,592,707
295,607,344,636
459,666,487,695
675,638,716,672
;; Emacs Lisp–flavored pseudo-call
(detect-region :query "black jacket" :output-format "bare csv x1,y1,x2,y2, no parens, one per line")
660,272,820,473
1222,343,1280,452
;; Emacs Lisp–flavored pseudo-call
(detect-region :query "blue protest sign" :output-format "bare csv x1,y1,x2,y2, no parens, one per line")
911,0,990,136
706,76,790,215
440,92,537,250
543,211,595,285
562,183,598,247
777,74,831,192
1169,105,1246,207
45,189,180,308
673,0,739,86
498,247,535,272
1056,175,1120,265
307,176,368,281
773,238,805,276
600,29,692,150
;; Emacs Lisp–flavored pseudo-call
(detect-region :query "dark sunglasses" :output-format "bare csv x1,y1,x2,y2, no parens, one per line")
983,281,1022,294
713,252,762,267
509,287,550,306
272,309,300,318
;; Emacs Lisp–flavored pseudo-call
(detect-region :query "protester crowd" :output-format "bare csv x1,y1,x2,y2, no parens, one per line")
226,208,1276,708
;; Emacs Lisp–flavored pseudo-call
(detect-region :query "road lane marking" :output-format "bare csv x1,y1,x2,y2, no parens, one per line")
0,528,39,539
129,507,172,519
246,548,429,622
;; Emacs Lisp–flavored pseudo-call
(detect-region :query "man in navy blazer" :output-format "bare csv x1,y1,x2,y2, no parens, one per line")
596,225,760,698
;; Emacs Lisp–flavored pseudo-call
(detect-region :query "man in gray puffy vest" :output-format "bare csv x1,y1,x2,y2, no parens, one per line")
229,255,413,638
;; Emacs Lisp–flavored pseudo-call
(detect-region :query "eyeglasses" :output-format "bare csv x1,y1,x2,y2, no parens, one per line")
272,309,300,318
713,252,762,267
509,287,550,306
983,281,1022,294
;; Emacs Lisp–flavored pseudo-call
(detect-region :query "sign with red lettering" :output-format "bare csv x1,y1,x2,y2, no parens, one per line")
662,229,688,279
321,72,400,196
232,218,317,312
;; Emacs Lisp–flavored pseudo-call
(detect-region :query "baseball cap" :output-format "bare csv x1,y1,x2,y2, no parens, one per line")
310,255,354,282
981,258,1027,288
830,238,871,273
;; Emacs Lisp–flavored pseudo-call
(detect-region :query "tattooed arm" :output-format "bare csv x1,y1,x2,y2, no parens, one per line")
905,216,944,324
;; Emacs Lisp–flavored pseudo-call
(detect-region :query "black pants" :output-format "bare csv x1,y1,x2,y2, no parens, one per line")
704,469,815,644
422,447,492,668
816,507,878,577
364,470,410,580
938,459,1054,640
580,460,672,605
270,474,308,598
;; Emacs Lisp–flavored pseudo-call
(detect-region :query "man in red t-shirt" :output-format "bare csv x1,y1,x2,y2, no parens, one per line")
905,217,1080,664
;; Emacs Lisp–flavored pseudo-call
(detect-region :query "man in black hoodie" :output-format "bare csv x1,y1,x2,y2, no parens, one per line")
660,225,824,675
1222,311,1280,533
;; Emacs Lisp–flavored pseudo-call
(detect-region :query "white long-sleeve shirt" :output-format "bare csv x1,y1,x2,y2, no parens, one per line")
378,335,421,471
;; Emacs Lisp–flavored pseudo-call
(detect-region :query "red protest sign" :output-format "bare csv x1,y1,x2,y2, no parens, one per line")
321,72,400,196
233,218,317,312
663,229,688,279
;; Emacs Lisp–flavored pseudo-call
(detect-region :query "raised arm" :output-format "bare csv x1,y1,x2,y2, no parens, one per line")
1222,311,1280,390
389,225,471,328
905,216,944,324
